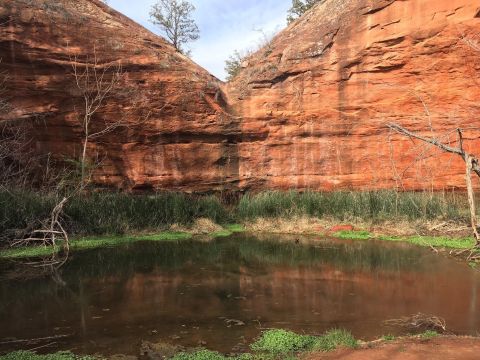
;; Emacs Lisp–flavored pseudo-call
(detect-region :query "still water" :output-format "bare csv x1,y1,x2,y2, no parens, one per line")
0,234,479,356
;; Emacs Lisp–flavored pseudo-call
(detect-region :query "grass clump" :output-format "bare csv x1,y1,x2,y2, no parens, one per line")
312,329,358,352
250,328,357,356
0,351,97,360
420,330,438,339
0,232,193,259
170,350,228,360
382,334,396,341
333,230,371,240
250,329,317,355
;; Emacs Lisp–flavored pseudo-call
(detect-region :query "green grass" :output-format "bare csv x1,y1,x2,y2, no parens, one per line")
312,329,358,352
333,230,371,240
169,329,357,360
2,190,474,244
419,330,438,339
250,329,318,354
382,334,396,341
250,328,357,355
0,231,193,259
0,351,97,360
332,231,476,250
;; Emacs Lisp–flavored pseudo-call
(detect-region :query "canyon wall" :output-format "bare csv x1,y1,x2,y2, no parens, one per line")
0,0,240,192
1,0,480,191
227,0,480,190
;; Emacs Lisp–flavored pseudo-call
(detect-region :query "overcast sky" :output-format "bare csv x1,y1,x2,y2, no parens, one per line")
107,0,291,80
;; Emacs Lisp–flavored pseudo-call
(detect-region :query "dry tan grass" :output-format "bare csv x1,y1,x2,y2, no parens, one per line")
170,218,223,235
247,216,471,238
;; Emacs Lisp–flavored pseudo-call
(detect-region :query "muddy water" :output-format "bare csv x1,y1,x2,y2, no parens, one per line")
0,234,479,356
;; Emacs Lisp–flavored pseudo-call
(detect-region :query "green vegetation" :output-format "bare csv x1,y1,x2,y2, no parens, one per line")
333,230,476,250
2,189,477,257
0,351,96,360
287,0,323,24
334,230,371,240
382,334,396,341
170,329,357,360
0,231,193,259
420,330,439,339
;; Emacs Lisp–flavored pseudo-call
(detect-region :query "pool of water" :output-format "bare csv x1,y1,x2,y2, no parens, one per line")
0,233,479,356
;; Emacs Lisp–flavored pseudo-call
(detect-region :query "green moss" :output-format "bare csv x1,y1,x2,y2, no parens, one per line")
335,231,476,251
211,224,246,238
420,330,438,339
377,234,475,249
333,230,371,240
0,232,192,259
0,351,98,360
406,236,474,249
170,350,228,360
249,328,356,356
382,334,396,341
224,224,245,233
0,245,60,259
312,329,358,352
250,329,317,354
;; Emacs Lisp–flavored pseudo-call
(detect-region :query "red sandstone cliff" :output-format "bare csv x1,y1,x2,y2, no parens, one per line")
1,0,480,191
226,0,480,190
0,0,239,191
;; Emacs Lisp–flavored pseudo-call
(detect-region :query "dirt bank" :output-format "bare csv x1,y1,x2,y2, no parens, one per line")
304,336,480,360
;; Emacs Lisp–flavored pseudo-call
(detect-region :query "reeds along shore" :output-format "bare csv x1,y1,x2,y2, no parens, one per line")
0,189,475,241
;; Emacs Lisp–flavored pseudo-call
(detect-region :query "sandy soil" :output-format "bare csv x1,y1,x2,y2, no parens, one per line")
304,337,480,360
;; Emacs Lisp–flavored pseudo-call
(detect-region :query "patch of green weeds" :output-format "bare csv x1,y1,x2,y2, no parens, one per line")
0,351,98,360
382,334,396,341
250,328,357,356
419,330,438,339
312,329,358,352
0,232,192,259
406,236,474,249
170,350,228,360
333,230,371,240
250,329,317,355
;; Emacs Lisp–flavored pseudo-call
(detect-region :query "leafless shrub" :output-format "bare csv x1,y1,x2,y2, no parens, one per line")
384,313,447,333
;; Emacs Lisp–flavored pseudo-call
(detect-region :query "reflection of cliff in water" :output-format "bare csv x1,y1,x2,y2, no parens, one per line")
0,234,479,355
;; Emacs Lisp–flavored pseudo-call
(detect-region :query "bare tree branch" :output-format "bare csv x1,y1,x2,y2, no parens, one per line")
388,123,480,245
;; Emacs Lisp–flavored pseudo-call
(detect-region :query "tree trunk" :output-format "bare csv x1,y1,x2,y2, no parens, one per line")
465,154,480,245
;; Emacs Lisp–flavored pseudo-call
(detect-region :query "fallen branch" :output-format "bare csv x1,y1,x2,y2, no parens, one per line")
384,313,446,332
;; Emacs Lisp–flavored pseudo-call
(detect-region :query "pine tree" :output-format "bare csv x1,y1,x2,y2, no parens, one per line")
150,0,200,55
287,0,323,24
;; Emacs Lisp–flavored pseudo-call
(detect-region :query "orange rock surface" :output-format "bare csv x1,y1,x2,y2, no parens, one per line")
0,0,238,191
1,0,480,191
227,0,480,191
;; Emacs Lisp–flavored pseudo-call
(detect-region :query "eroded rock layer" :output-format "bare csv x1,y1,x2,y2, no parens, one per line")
227,0,480,190
1,0,480,192
0,0,239,191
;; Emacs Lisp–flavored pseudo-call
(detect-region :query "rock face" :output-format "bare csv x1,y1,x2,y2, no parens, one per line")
227,0,480,191
1,0,480,192
0,0,239,192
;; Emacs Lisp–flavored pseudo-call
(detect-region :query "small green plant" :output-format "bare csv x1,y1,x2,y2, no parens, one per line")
170,349,228,360
312,329,358,352
0,351,98,360
420,330,438,339
334,230,371,240
382,334,396,341
250,329,317,354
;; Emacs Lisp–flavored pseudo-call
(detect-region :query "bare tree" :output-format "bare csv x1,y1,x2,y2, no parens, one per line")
149,0,200,55
70,47,124,186
388,124,480,246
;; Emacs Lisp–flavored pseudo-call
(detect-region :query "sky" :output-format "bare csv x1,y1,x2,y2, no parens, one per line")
107,0,292,80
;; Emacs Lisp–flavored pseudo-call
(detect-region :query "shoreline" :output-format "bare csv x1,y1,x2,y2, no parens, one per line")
1,217,478,262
